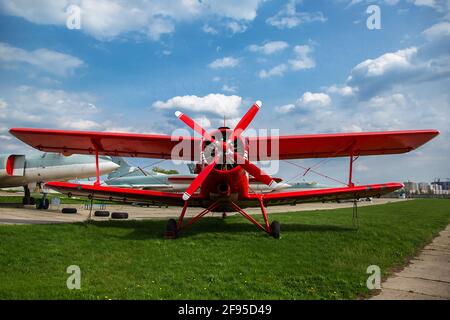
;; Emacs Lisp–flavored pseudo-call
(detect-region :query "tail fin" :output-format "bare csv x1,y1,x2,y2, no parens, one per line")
107,157,131,179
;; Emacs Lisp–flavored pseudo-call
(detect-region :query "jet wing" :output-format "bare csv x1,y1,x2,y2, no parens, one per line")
9,128,201,161
241,183,403,207
44,181,205,207
246,130,439,160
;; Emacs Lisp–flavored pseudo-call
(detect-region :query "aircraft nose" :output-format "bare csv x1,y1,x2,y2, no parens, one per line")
98,161,120,174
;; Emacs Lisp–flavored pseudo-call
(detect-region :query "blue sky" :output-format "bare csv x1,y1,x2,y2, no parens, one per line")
0,0,449,185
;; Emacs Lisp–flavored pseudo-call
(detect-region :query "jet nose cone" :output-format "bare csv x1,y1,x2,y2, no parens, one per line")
99,161,120,174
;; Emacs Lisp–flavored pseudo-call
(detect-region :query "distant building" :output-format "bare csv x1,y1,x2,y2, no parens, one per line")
431,180,450,194
418,182,431,194
403,181,419,194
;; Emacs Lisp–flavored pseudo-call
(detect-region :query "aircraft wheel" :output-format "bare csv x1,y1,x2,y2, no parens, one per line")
165,218,178,239
43,199,50,210
35,199,43,210
270,221,281,239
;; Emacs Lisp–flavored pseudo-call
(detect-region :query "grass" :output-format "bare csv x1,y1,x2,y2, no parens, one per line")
0,199,448,300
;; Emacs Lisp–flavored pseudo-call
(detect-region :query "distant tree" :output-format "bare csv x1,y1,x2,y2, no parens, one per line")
152,166,179,175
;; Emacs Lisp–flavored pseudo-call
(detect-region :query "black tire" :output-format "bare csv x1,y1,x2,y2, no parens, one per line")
165,218,178,239
43,199,50,210
35,199,43,210
94,210,110,217
111,212,128,219
270,221,281,239
61,208,77,214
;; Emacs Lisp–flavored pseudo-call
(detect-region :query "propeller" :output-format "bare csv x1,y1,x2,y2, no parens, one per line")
176,100,279,200
182,155,219,201
228,100,261,143
175,111,214,142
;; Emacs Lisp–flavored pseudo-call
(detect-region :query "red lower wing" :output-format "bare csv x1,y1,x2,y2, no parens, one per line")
45,182,204,207
242,183,403,206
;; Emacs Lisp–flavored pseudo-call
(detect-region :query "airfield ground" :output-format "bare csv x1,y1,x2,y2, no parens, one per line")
0,196,404,225
0,198,448,299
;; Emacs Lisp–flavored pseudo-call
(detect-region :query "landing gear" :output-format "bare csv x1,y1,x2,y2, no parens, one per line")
165,218,178,239
270,221,280,239
22,185,35,205
168,198,281,239
35,198,50,210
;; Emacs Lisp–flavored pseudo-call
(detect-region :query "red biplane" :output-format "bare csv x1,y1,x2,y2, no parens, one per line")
9,101,438,238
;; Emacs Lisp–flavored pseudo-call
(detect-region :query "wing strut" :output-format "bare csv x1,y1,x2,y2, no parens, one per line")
94,149,100,186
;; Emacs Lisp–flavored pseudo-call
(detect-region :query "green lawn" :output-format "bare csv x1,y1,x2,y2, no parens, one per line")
0,199,448,299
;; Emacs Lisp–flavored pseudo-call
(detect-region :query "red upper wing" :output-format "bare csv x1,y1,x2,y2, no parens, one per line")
9,128,201,160
242,183,403,207
246,130,439,160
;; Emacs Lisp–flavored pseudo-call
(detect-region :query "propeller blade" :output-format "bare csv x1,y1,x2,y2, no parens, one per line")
182,156,218,201
235,153,277,188
175,111,214,142
229,100,261,141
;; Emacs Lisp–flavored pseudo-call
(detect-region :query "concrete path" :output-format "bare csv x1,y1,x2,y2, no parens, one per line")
371,224,450,300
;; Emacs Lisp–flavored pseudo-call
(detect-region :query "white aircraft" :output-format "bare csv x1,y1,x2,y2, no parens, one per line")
0,152,119,208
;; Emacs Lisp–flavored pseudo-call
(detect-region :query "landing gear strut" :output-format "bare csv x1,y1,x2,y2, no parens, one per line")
22,185,35,205
166,197,281,239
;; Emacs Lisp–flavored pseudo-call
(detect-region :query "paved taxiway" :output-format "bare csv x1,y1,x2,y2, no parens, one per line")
371,224,450,300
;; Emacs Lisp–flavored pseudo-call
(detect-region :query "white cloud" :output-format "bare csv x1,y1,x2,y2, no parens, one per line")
422,22,450,40
258,64,288,78
0,0,264,41
248,41,289,55
297,92,332,107
350,47,417,77
326,85,355,97
289,45,315,70
61,119,102,130
412,0,437,8
226,21,248,34
266,0,326,29
0,42,83,76
208,56,239,69
0,86,157,153
275,104,296,114
202,24,218,34
221,84,238,93
193,116,212,129
0,86,102,143
152,93,243,117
